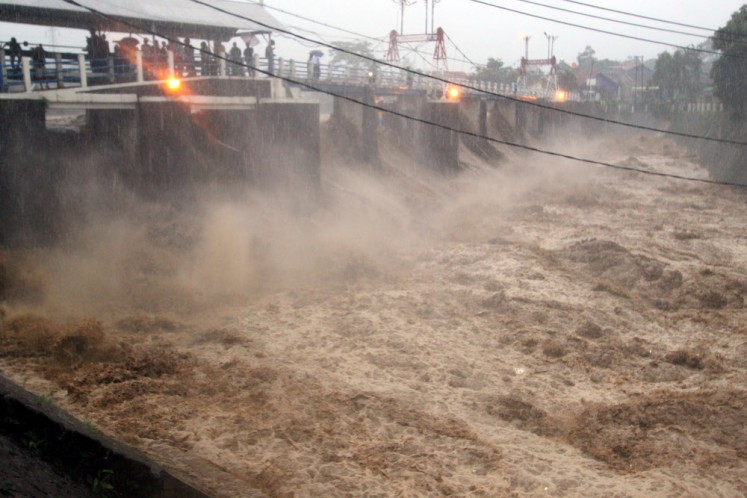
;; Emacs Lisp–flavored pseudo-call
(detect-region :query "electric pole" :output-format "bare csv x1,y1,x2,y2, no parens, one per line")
392,0,417,35
431,0,441,34
523,35,531,60
544,33,558,59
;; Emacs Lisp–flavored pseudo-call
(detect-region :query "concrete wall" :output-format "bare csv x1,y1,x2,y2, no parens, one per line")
331,92,460,173
90,78,273,99
419,101,460,173
0,96,321,245
257,101,320,203
86,109,138,172
0,100,52,246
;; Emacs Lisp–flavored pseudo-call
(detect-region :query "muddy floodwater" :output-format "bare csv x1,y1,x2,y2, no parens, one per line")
1,131,746,497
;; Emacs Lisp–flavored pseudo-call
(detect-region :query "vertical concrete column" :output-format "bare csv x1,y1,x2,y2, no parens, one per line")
136,50,144,82
85,108,139,170
479,100,488,137
136,101,202,193
219,57,226,77
22,57,32,91
515,100,526,133
258,100,321,201
277,57,284,77
421,101,460,173
536,107,545,136
361,86,380,167
289,59,296,79
167,50,175,78
0,99,48,244
78,53,87,88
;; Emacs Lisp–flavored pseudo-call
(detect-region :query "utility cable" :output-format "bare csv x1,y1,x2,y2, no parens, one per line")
62,0,747,147
444,31,481,69
560,0,739,36
511,0,730,42
59,0,747,190
245,0,386,45
183,0,747,147
249,0,480,67
467,0,742,60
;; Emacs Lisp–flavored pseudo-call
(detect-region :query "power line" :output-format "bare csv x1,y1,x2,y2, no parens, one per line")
183,0,747,147
248,0,480,68
247,0,477,67
444,31,481,69
61,0,747,147
560,0,720,34
245,0,386,45
511,0,726,41
59,0,747,190
467,0,741,59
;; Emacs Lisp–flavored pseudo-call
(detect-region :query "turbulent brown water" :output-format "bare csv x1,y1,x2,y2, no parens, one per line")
1,127,746,497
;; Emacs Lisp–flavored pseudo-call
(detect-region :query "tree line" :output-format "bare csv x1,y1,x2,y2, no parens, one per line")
325,6,747,119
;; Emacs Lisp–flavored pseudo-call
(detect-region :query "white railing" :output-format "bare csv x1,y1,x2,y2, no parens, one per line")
1,47,536,100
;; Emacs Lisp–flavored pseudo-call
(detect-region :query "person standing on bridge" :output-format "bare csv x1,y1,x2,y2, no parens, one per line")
244,43,254,77
229,42,242,76
145,39,158,78
198,41,210,76
310,51,322,80
157,40,168,74
215,41,226,75
31,44,48,89
5,37,22,72
265,39,275,76
184,38,195,76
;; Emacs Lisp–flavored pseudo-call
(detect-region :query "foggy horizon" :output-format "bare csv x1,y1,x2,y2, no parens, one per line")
1,0,744,73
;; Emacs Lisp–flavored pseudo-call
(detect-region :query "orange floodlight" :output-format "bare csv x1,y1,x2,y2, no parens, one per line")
446,86,461,100
166,78,182,91
555,90,567,102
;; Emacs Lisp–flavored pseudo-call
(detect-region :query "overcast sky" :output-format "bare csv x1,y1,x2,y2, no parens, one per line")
1,0,744,71
264,0,744,70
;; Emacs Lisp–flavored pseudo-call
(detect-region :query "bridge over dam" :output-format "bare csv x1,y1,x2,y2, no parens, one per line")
0,66,609,245
0,0,615,246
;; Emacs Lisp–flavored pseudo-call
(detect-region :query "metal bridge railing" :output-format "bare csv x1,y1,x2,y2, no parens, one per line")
1,46,539,99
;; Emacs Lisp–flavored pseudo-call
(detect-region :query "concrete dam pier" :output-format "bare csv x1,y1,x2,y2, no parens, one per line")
0,76,594,245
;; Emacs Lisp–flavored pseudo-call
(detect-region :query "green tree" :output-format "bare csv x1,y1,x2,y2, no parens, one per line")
474,57,518,84
328,40,374,68
712,5,747,118
556,61,578,91
576,45,596,69
651,49,702,101
575,46,618,72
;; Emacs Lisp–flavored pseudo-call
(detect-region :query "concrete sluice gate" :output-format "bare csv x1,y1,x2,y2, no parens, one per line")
0,78,322,246
0,75,591,246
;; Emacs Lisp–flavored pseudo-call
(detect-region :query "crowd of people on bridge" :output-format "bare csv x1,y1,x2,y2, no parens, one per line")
2,31,281,91
133,36,272,79
2,37,51,89
3,29,409,93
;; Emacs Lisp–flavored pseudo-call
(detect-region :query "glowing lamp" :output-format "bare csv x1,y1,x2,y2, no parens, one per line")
447,86,461,100
555,90,566,102
167,78,181,91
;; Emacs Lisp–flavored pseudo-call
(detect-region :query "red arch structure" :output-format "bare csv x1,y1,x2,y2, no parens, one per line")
386,26,448,71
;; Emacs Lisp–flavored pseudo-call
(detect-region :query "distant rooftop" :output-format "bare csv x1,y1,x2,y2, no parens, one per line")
0,0,285,40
